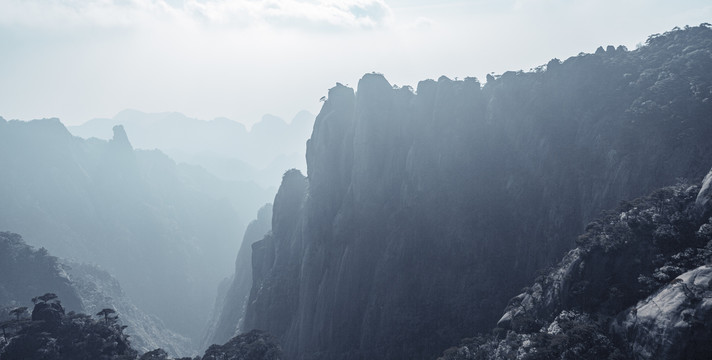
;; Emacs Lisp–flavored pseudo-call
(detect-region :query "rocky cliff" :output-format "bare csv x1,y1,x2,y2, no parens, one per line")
204,204,273,348
243,25,712,360
439,169,712,360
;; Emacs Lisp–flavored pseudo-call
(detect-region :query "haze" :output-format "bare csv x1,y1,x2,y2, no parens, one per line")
1,0,710,126
2,1,712,358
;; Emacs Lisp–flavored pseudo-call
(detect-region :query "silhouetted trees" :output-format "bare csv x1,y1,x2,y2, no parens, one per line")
0,295,136,359
32,292,58,304
97,308,118,325
9,307,27,321
1,293,283,359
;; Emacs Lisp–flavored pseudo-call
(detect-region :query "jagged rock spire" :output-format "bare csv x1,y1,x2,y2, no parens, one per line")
111,125,133,150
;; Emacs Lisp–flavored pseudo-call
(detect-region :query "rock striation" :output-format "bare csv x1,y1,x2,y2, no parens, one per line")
243,25,712,360
204,204,273,348
614,265,712,359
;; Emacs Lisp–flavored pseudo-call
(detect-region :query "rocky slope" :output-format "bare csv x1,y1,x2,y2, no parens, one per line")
0,232,82,314
439,169,712,360
0,232,192,357
243,25,712,360
0,120,271,341
66,262,193,356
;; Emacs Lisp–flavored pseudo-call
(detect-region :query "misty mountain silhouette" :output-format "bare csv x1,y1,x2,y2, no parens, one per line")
238,25,712,360
69,110,315,188
2,23,712,360
0,118,272,342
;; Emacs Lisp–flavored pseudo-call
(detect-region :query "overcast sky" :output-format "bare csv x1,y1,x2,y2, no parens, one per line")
1,0,710,126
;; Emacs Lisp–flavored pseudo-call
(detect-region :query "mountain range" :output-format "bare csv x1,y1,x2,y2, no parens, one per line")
2,23,712,360
0,119,273,344
68,110,315,189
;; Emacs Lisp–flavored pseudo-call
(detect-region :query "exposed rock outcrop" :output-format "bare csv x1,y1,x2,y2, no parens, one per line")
614,265,712,359
244,170,307,343
439,172,712,360
202,330,282,360
244,25,712,360
696,168,712,209
205,204,273,348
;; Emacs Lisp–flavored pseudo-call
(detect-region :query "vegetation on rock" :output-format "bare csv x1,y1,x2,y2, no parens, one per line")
0,296,282,360
439,173,712,359
245,24,712,360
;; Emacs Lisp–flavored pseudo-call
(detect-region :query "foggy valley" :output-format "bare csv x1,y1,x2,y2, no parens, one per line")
1,1,712,360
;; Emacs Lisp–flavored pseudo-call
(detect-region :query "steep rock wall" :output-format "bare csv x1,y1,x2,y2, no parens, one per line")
205,204,273,348
245,26,712,360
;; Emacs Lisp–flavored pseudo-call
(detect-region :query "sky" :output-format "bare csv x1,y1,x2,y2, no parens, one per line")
0,0,710,126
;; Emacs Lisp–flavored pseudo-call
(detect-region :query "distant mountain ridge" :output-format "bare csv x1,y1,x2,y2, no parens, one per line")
68,110,315,188
238,25,712,360
0,118,273,343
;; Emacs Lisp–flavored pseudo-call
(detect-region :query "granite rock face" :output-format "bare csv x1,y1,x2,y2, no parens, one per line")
205,204,273,348
696,168,712,209
439,173,712,360
245,26,712,359
244,170,307,345
614,265,712,359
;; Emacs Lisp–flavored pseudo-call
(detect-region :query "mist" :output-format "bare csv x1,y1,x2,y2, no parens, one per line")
1,1,712,360
68,109,315,189
2,0,710,125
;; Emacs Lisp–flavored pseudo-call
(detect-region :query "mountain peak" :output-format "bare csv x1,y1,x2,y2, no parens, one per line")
111,125,133,150
357,72,392,94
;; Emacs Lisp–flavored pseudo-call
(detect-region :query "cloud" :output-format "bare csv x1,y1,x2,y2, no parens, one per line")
0,0,393,31
411,16,434,30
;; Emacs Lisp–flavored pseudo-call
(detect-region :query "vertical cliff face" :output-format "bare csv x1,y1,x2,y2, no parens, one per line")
206,204,273,347
244,169,307,347
245,26,712,360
